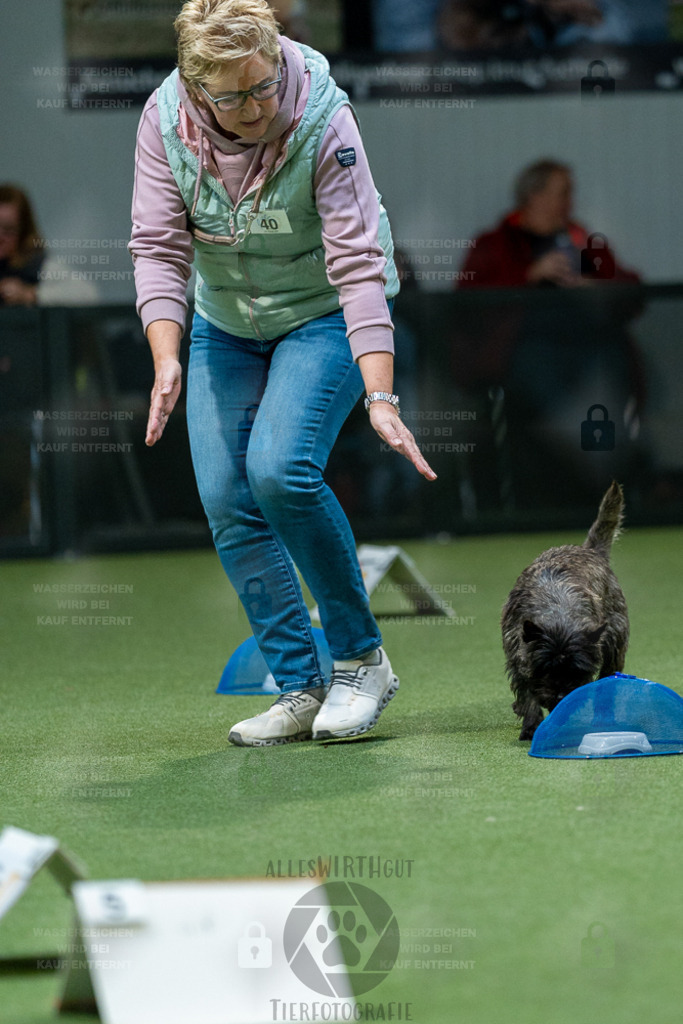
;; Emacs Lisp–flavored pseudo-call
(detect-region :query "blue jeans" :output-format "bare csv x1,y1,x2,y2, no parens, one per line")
186,309,383,692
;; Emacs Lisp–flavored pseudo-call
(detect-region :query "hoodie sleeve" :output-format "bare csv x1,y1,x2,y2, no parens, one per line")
129,92,194,337
313,105,395,361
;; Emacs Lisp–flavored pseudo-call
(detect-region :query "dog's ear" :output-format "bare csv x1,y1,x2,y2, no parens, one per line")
522,620,544,643
585,623,607,644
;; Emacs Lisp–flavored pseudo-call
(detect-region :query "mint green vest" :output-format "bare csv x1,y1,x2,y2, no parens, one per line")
157,44,399,341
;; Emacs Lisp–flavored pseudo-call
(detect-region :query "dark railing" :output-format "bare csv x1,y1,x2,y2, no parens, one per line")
2,285,682,557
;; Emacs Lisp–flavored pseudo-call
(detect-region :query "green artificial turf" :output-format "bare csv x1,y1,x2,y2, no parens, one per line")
1,527,682,1023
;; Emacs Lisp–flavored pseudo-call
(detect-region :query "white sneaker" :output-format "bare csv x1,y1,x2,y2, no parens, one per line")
312,648,399,740
228,687,326,747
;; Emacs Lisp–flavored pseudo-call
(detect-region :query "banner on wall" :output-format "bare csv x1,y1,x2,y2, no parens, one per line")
63,0,183,109
63,0,683,108
62,0,342,109
330,43,683,101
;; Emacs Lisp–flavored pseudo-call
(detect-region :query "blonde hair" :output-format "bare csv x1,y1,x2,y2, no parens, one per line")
175,0,282,95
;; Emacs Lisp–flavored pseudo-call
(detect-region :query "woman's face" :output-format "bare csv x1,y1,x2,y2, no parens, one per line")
0,202,20,261
199,53,281,141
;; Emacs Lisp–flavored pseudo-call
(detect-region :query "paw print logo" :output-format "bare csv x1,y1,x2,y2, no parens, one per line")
283,882,400,996
318,910,368,967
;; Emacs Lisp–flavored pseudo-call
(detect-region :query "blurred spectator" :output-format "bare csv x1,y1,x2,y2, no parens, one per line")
437,0,667,51
371,0,666,53
267,0,311,42
372,0,443,51
0,185,45,307
458,159,640,289
451,159,645,509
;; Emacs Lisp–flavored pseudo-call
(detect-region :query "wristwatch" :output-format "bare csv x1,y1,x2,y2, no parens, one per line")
364,392,400,415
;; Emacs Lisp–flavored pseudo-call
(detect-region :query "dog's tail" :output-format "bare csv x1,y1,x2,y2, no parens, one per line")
583,480,624,558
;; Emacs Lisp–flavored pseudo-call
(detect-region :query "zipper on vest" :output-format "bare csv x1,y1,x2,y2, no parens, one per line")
193,206,255,246
191,135,289,247
239,254,266,342
248,297,264,341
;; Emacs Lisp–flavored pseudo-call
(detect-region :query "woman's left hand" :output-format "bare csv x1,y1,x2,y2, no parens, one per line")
368,402,437,481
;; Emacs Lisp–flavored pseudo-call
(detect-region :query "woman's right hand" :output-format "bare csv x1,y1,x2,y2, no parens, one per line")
146,358,182,446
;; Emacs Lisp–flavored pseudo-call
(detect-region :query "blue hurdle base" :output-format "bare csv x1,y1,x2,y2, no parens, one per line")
216,628,333,695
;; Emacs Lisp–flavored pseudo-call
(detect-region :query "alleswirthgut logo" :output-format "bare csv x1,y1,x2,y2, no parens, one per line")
283,882,400,996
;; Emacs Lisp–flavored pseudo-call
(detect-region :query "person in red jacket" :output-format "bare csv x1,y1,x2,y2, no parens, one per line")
452,159,645,509
459,159,639,290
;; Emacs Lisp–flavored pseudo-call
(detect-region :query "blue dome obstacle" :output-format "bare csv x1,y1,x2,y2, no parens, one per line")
529,673,683,759
216,628,333,696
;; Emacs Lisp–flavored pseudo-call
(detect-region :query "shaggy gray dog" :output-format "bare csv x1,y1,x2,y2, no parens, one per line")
502,481,629,740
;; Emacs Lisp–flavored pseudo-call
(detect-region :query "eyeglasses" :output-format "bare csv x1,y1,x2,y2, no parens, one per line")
198,74,282,112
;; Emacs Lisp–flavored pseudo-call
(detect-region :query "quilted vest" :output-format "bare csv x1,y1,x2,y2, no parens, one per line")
156,44,399,341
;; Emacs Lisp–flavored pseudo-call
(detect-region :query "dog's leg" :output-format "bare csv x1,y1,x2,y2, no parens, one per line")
519,706,544,741
599,641,627,677
512,697,544,741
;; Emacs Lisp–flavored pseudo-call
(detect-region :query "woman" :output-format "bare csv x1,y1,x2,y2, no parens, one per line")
0,185,45,307
129,0,435,747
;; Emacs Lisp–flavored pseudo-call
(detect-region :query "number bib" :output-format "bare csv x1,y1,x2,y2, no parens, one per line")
250,209,293,234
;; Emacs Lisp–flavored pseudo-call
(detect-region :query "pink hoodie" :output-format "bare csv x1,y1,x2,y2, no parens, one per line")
129,37,395,360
